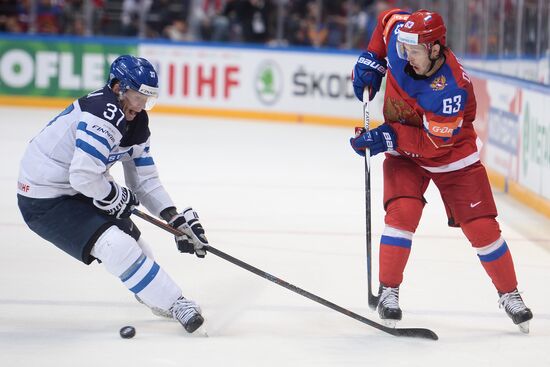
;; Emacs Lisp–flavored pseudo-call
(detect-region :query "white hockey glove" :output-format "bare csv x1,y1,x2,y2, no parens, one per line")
93,182,139,219
167,207,208,258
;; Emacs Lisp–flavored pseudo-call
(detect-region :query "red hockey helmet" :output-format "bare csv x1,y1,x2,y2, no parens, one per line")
397,9,446,47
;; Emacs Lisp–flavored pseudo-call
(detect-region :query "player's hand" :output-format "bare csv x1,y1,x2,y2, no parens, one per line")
350,124,396,156
93,182,139,219
352,51,387,101
169,207,208,258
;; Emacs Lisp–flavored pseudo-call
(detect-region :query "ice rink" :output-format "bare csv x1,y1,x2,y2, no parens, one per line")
1,106,549,366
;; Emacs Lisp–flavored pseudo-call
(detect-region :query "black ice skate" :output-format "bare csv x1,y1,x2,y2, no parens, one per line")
377,285,402,328
170,296,205,333
498,289,533,333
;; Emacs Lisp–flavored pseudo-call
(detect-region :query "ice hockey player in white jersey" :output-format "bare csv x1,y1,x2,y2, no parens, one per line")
17,55,207,334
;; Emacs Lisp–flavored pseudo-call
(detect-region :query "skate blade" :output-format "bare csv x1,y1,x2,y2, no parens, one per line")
518,320,530,334
192,320,209,337
382,319,398,328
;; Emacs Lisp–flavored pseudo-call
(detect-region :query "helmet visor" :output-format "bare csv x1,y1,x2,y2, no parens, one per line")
397,29,417,60
123,84,159,111
138,84,159,110
396,31,429,61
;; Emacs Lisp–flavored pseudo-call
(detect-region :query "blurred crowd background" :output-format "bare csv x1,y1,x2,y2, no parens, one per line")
1,0,549,81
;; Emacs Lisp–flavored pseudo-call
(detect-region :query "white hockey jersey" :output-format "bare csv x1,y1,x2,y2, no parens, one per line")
17,85,174,217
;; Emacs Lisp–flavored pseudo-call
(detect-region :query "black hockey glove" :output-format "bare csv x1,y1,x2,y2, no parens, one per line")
93,182,139,219
164,207,208,258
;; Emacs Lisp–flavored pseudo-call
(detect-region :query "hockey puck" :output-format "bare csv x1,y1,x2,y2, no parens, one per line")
119,326,136,339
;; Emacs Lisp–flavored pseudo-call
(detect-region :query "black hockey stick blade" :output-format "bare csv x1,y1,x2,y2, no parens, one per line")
385,325,438,339
133,209,438,340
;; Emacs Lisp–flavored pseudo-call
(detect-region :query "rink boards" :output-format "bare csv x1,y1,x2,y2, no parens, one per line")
0,34,549,216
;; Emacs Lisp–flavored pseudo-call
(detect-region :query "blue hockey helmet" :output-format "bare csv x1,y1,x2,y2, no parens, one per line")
108,55,159,110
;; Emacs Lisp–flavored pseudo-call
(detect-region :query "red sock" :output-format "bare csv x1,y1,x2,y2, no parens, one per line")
462,217,518,293
477,241,518,293
379,230,412,287
379,198,422,287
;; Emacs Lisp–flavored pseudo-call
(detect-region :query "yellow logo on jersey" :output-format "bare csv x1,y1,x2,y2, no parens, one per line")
431,75,447,91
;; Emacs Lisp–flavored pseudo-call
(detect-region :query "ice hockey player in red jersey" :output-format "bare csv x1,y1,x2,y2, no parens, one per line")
349,8,533,333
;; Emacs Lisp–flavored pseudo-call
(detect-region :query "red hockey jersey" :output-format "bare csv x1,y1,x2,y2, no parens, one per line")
368,9,480,172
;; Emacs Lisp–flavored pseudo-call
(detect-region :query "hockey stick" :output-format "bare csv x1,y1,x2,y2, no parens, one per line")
362,89,379,310
132,209,438,340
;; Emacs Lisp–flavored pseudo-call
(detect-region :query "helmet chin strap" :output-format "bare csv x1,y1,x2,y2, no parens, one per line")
426,44,444,76
428,57,438,72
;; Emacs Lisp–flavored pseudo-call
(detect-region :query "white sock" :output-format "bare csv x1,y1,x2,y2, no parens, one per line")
137,237,155,260
91,226,181,310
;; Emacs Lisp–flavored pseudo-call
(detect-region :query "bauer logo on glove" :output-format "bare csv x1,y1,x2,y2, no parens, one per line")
350,124,396,157
352,51,387,101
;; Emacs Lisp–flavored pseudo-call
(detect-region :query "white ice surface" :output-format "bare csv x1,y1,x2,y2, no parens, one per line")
1,107,549,366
